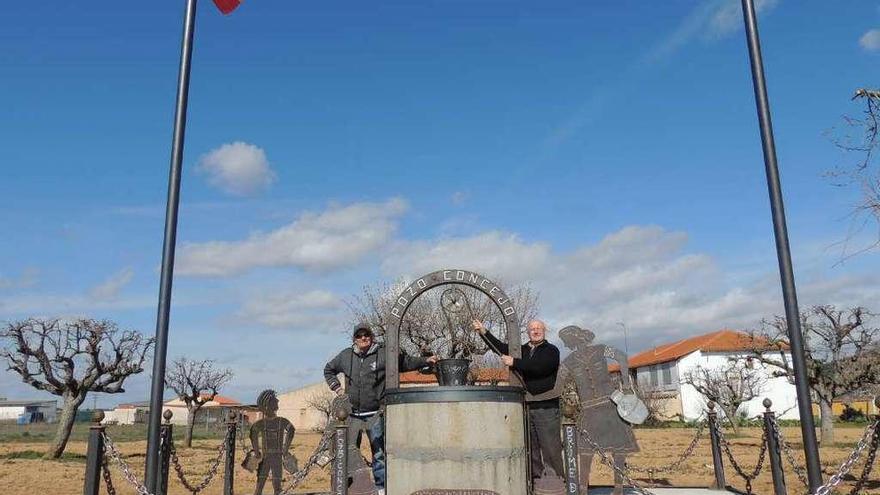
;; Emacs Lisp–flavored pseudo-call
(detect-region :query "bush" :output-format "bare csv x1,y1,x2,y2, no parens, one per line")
839,405,866,423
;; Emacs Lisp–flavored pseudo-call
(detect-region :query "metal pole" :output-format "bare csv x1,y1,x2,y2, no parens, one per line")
762,399,787,495
562,421,580,495
707,402,726,490
158,410,174,495
82,411,106,495
738,0,823,489
332,423,349,495
224,411,237,495
145,0,199,490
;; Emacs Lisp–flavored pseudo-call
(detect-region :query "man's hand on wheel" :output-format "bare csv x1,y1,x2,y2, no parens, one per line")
471,319,486,335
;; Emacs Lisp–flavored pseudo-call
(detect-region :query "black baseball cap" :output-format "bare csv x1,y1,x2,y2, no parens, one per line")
353,323,374,338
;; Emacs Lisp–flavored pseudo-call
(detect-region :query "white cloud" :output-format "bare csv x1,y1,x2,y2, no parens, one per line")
860,29,880,52
88,267,135,301
708,0,780,39
0,268,39,290
177,198,409,277
450,191,469,206
378,224,880,351
237,289,344,331
196,142,276,196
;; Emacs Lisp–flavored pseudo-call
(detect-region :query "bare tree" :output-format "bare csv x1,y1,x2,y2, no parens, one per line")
346,277,539,360
752,305,880,444
0,318,153,459
304,388,336,428
165,357,233,447
682,359,766,434
631,381,678,426
828,89,880,257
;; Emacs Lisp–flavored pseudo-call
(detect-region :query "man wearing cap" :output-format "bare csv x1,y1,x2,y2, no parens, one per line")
472,318,564,483
323,323,438,493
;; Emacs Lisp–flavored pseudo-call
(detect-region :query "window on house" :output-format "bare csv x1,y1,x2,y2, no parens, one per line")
650,366,659,387
662,363,673,386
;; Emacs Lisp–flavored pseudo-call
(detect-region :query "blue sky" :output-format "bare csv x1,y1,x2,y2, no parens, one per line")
2,0,879,407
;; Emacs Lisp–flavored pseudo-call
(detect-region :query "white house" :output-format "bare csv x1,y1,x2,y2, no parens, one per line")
613,329,799,421
0,398,57,423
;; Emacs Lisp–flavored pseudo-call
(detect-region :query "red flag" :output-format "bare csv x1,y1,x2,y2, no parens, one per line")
212,0,242,15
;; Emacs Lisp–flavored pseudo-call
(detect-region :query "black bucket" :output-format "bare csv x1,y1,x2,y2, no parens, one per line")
435,358,471,386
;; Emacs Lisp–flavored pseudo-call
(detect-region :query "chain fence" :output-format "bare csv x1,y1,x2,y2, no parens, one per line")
579,426,658,495
168,431,228,494
769,415,810,487
712,422,767,495
624,420,706,484
102,432,155,495
811,417,880,495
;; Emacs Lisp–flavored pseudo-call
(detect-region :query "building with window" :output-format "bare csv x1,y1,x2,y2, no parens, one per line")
611,329,799,422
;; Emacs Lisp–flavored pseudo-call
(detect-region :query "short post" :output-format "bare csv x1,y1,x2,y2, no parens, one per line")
707,402,726,490
224,410,238,495
157,410,173,495
332,422,350,495
82,411,106,495
762,399,787,495
562,420,580,495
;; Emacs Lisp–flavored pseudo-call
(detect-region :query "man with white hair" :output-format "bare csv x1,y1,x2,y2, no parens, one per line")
473,318,564,482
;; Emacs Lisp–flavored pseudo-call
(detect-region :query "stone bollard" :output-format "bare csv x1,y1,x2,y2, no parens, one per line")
762,399,787,495
157,409,174,495
707,402,726,490
562,420,580,495
224,410,238,495
82,410,106,495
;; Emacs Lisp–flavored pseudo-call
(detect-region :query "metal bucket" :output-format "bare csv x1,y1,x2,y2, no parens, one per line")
385,386,528,495
435,358,471,386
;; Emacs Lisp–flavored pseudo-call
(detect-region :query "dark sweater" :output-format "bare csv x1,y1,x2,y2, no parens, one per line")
323,343,427,414
483,331,560,399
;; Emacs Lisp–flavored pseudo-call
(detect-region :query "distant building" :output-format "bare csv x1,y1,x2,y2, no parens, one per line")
102,401,150,425
163,395,242,426
610,329,799,421
0,398,57,423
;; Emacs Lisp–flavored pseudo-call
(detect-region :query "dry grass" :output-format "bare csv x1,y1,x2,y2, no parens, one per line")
0,426,877,494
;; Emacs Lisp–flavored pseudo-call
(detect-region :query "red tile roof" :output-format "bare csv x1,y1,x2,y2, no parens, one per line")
608,329,785,372
400,368,509,384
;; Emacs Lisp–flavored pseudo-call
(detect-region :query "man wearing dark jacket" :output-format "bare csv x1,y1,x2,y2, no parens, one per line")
323,323,437,493
473,318,564,481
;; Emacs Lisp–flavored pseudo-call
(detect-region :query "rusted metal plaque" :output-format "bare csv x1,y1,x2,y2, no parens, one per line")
411,491,500,495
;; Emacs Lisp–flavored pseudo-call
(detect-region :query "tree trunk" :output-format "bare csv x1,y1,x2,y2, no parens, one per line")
184,405,199,448
45,393,86,459
718,404,740,435
820,398,835,445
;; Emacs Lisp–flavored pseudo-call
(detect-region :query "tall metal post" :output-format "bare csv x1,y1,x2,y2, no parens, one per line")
332,423,350,495
738,0,823,490
145,0,199,490
82,411,106,495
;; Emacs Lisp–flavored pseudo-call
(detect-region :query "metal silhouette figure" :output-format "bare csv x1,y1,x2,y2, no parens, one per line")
558,325,640,495
244,389,297,495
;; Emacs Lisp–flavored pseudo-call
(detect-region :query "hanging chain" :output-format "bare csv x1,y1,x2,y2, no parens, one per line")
769,415,809,487
274,421,336,494
813,418,879,495
712,422,767,494
101,451,118,495
168,430,228,494
579,427,657,495
626,420,706,476
847,419,880,495
102,432,155,495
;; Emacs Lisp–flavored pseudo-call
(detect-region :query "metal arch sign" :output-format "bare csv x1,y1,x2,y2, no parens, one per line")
385,269,523,389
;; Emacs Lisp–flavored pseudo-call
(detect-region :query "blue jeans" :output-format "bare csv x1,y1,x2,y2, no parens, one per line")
349,413,386,488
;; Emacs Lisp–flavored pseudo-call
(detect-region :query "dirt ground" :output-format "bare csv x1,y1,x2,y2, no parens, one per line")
0,426,876,495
